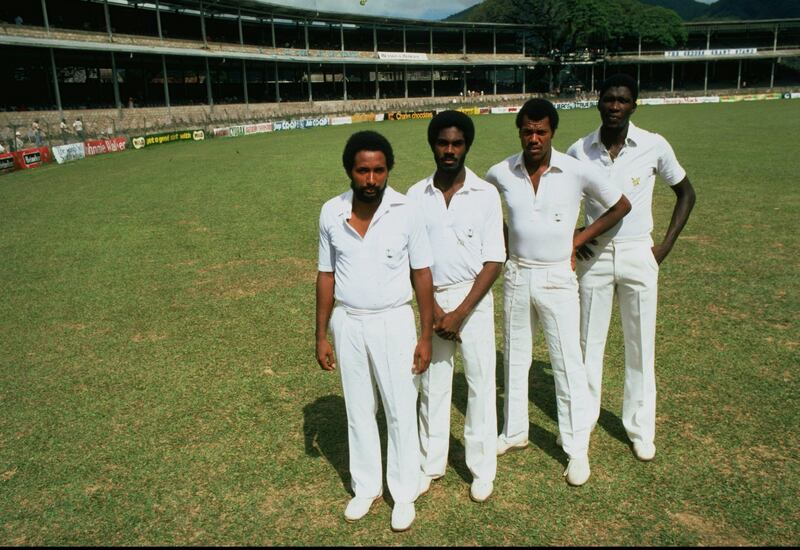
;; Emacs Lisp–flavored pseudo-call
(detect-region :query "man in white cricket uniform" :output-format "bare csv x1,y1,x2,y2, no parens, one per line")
316,131,435,532
407,111,505,503
567,74,696,461
486,98,631,485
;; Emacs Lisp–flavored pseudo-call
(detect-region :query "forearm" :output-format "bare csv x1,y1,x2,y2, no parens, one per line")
658,179,696,251
411,268,434,340
315,272,335,341
575,196,631,248
453,262,502,318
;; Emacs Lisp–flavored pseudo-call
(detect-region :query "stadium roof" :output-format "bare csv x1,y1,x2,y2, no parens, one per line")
685,17,800,32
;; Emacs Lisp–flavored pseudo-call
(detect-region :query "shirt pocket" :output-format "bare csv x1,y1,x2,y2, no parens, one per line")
627,164,657,193
381,235,407,270
548,202,572,226
453,224,480,255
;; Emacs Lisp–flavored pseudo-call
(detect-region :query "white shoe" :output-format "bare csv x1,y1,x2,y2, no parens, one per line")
344,493,382,522
496,435,529,456
633,441,656,461
470,480,493,503
391,502,415,532
563,456,591,486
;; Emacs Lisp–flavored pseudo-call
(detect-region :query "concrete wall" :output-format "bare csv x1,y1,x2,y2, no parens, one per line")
1,85,796,149
0,93,527,146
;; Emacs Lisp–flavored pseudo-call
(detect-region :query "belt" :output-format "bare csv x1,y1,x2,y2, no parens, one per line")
434,279,475,292
509,255,570,269
336,301,410,316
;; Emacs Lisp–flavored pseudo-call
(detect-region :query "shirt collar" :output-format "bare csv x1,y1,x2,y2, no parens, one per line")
336,185,405,218
423,166,485,195
591,121,641,148
512,150,564,175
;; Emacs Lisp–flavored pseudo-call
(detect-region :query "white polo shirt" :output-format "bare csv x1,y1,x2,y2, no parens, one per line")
486,150,622,264
567,122,686,240
318,185,433,311
406,167,506,288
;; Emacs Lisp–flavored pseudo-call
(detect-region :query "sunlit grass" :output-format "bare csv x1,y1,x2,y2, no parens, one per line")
0,99,798,545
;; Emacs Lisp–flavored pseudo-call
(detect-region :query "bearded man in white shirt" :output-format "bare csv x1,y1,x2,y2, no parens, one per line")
486,98,631,486
407,111,505,503
316,131,435,532
567,74,696,462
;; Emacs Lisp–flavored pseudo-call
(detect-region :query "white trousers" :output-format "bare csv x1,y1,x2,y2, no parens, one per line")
330,303,421,504
418,283,497,483
577,237,659,447
501,257,593,458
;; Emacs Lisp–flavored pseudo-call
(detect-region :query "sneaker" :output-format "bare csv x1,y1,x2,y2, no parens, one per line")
391,502,415,532
417,474,442,498
469,480,493,503
563,456,591,486
344,493,382,522
496,435,529,456
633,441,656,461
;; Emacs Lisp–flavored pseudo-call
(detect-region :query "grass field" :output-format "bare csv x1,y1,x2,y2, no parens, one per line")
1,99,798,545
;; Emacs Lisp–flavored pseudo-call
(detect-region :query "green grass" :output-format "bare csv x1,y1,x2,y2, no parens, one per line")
1,100,798,545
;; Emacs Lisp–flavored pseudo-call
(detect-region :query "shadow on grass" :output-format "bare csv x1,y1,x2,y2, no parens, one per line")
597,407,629,445
303,394,392,497
303,395,351,493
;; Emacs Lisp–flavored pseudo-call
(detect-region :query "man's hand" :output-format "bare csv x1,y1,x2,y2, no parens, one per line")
433,311,464,343
573,227,597,266
412,338,432,375
651,244,669,265
316,338,336,371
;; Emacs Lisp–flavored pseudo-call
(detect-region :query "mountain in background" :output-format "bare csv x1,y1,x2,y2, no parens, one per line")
698,0,800,20
444,4,481,21
445,0,800,21
638,0,707,20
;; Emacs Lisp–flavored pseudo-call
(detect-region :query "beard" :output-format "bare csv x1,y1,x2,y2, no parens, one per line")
436,154,465,174
350,179,387,204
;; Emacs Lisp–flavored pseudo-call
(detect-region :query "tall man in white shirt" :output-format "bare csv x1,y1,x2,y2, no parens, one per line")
407,111,505,503
316,131,435,532
486,98,631,486
567,74,696,461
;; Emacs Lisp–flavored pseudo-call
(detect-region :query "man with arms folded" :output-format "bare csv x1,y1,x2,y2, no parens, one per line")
567,74,696,461
486,98,631,486
315,131,435,532
407,111,505,503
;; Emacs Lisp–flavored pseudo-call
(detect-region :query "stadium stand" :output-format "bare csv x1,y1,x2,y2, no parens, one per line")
0,0,798,151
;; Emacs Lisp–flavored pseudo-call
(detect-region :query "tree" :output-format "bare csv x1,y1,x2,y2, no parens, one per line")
463,0,687,51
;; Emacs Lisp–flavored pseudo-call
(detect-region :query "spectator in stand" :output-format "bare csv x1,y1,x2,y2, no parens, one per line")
32,120,43,147
73,118,84,140
60,119,69,141
0,141,5,154
14,131,24,151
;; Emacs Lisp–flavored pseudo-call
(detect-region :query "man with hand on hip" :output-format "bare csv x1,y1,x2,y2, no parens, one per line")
567,74,696,462
315,131,435,532
486,98,631,486
407,111,505,503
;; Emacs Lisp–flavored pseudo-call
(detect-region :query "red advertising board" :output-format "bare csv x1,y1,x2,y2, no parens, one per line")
0,152,14,173
12,147,51,170
84,137,128,156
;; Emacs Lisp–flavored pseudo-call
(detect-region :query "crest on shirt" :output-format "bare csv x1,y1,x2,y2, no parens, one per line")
631,176,641,186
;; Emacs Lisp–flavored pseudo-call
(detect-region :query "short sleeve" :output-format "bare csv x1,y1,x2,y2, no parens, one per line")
484,165,499,188
317,210,335,272
481,188,506,263
407,207,433,270
566,139,581,160
655,136,687,186
582,163,622,209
